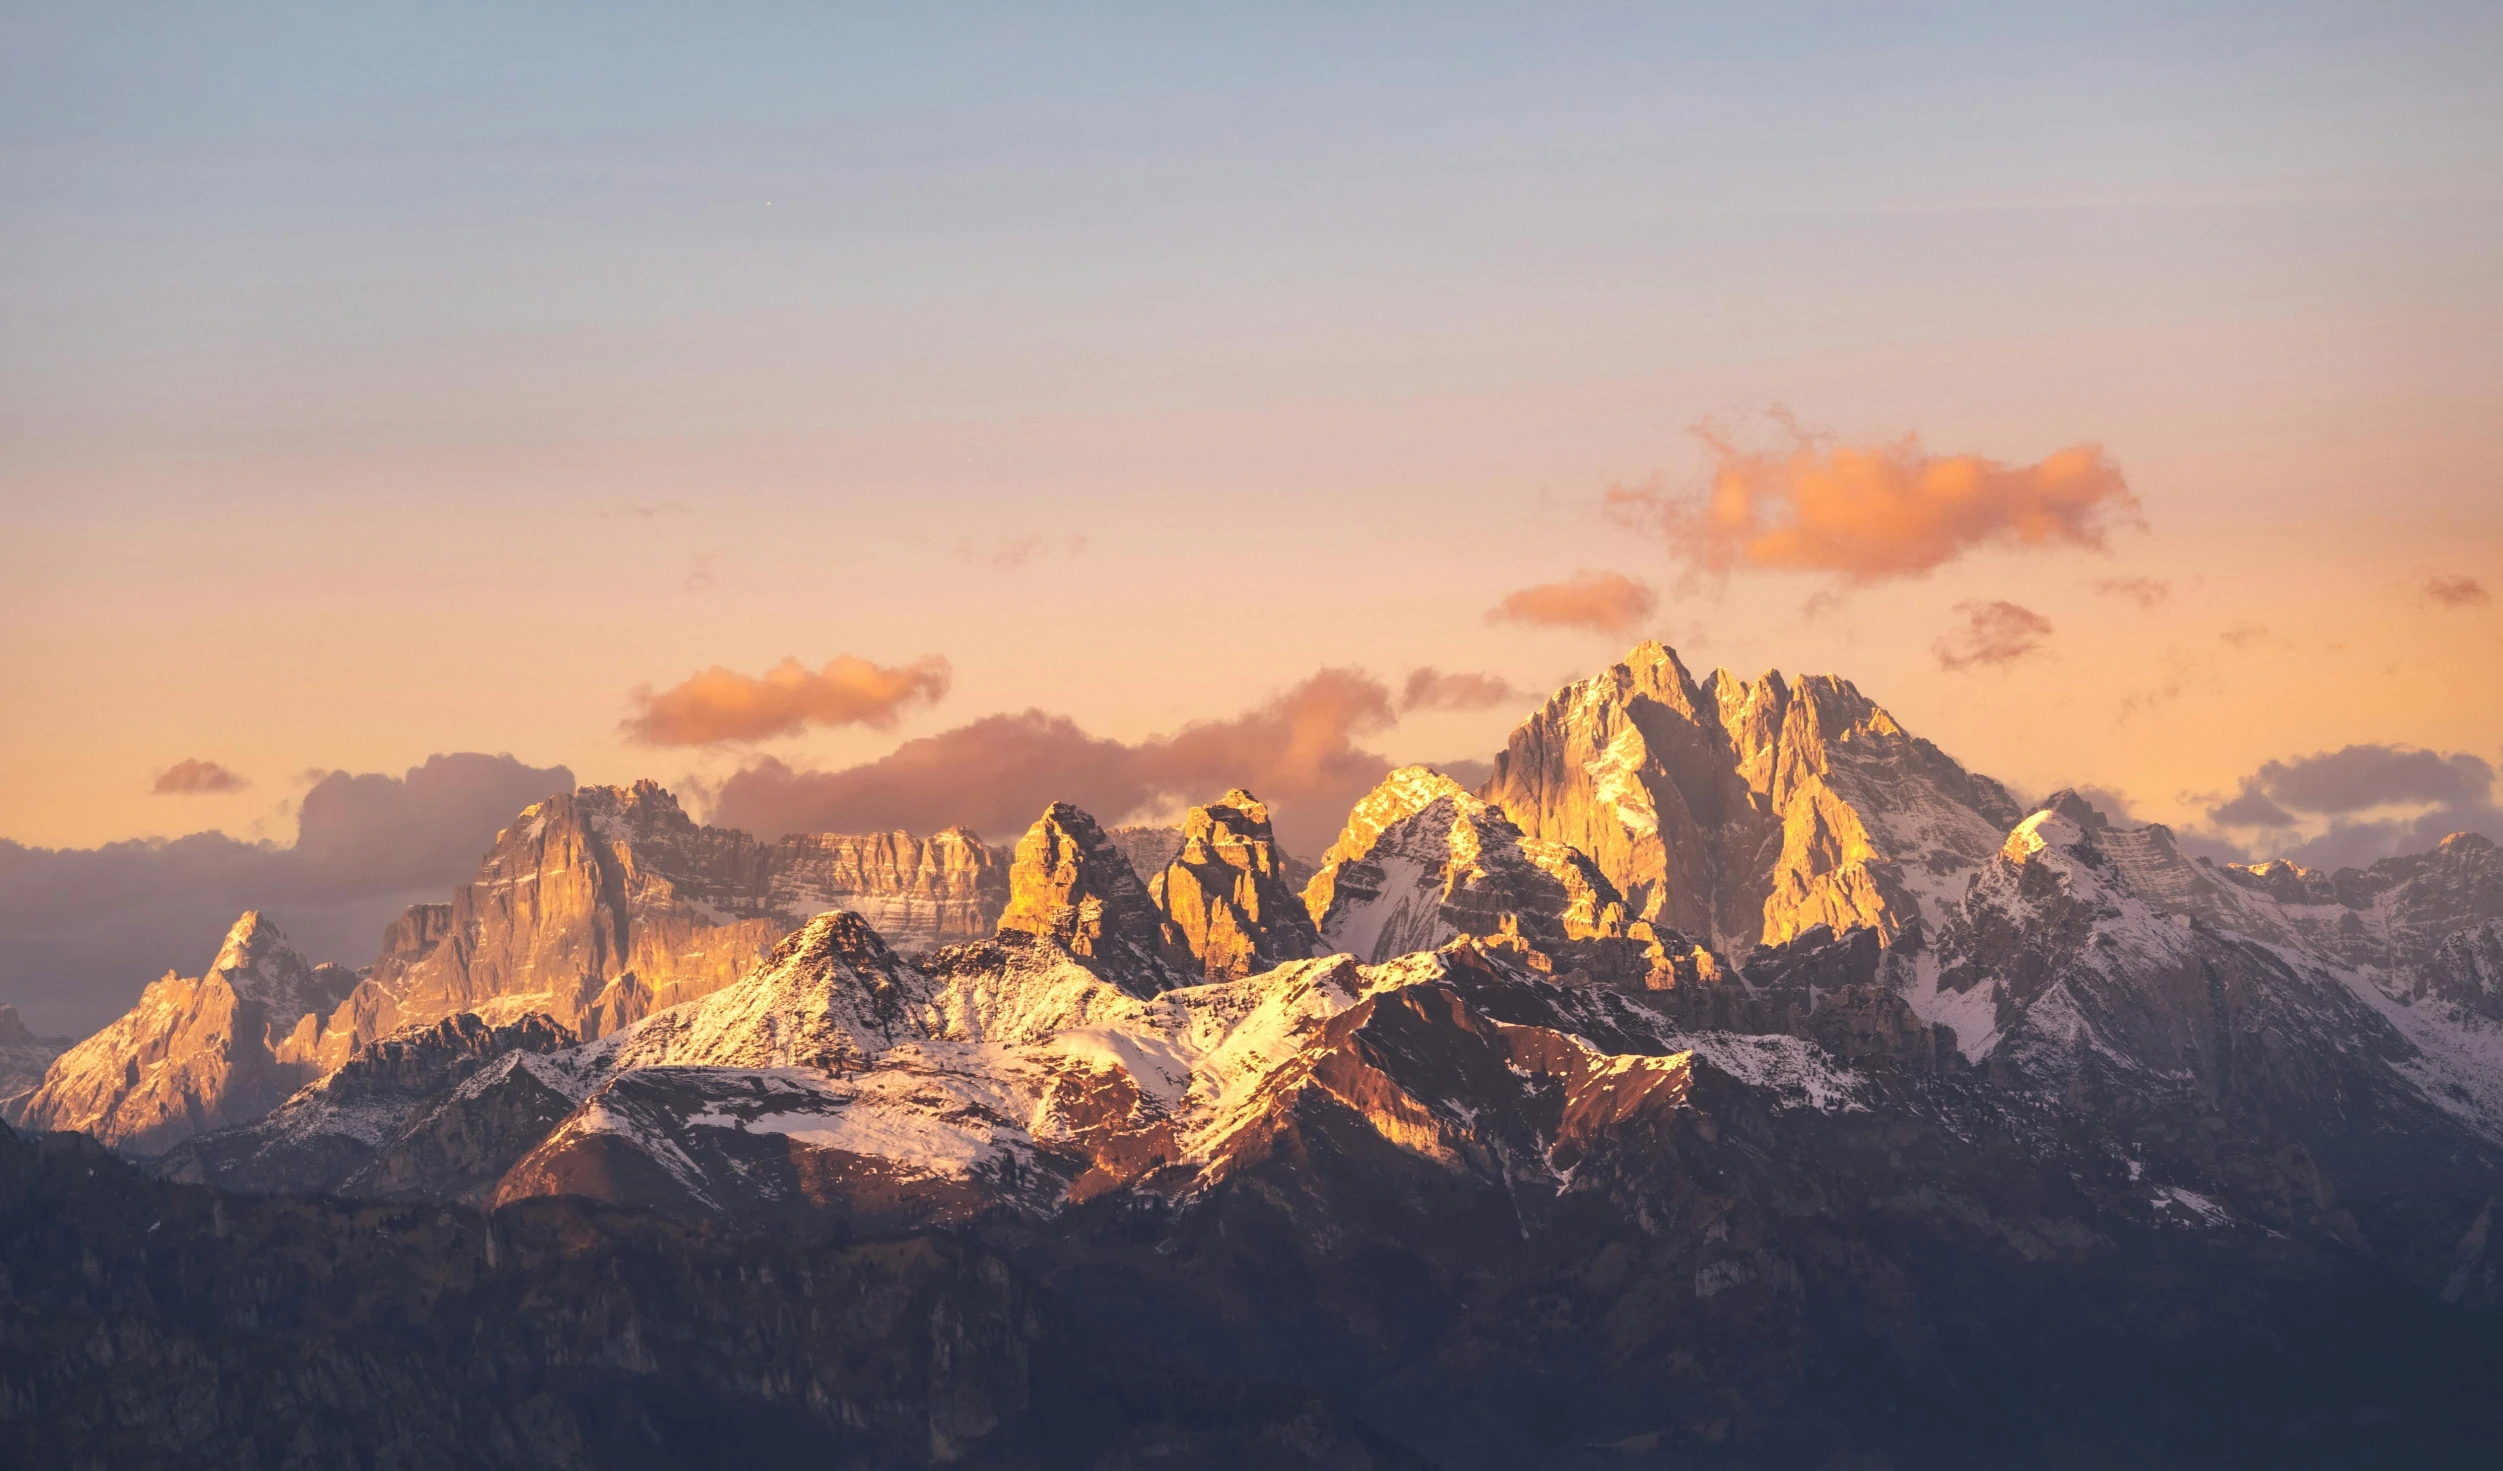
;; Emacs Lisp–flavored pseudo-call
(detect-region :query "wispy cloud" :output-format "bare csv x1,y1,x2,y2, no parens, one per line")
598,499,695,520
1398,668,1524,713
2094,575,2171,609
2424,573,2490,609
1933,600,2052,672
151,758,249,795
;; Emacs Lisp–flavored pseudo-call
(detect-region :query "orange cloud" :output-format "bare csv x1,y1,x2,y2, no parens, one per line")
152,758,248,794
709,668,1396,856
624,654,951,745
1609,417,2138,583
1398,668,1524,712
1933,600,2053,672
2425,574,2490,609
1487,570,1658,635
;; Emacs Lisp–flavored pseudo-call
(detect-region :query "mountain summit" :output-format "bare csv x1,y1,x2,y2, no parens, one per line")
1148,789,1322,980
1483,641,2022,953
8,912,355,1153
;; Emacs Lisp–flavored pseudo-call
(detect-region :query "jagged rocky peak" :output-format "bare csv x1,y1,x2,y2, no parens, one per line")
300,781,795,1067
593,909,939,1076
209,910,360,1021
1304,765,1647,967
2423,920,2503,1018
159,1008,583,1201
1148,789,1322,981
996,802,1181,992
1483,640,2021,955
0,1003,66,1100
6,911,347,1155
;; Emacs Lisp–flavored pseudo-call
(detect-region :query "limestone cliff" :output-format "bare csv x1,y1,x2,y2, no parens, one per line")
7,912,355,1154
1147,790,1321,981
766,827,1007,952
302,783,1010,1067
1481,641,2021,954
300,783,790,1066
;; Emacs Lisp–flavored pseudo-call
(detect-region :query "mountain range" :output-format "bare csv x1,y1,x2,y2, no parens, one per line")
5,641,2502,1468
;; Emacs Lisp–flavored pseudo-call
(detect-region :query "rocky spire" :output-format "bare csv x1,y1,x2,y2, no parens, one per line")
996,802,1181,992
1148,789,1321,981
210,911,357,1021
6,911,345,1154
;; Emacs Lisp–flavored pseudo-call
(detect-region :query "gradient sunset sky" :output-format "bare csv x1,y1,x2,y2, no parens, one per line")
6,3,2500,867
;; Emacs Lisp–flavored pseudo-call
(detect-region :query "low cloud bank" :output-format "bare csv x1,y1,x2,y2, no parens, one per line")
0,754,573,1038
2201,744,2502,870
711,670,1403,858
1399,668,1525,712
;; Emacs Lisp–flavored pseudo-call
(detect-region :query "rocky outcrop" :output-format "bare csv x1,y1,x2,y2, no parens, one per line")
2077,822,2503,1006
994,803,1181,994
160,1011,578,1201
1926,791,2503,1244
297,782,789,1067
0,1004,66,1102
7,913,356,1154
299,784,1011,1069
1304,767,1650,966
1481,641,2022,953
1147,790,1321,981
2424,919,2503,1019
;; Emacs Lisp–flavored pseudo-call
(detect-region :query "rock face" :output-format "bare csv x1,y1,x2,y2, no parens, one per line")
160,1011,577,1202
764,827,1008,953
1304,766,1665,969
7,913,356,1154
1482,640,2022,953
0,1004,66,1102
299,782,790,1067
994,803,1181,994
2424,919,2503,1018
1102,824,1186,886
2086,825,2503,1005
1923,791,2503,1272
302,783,1011,1070
1147,790,1321,981
96,924,2503,1468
